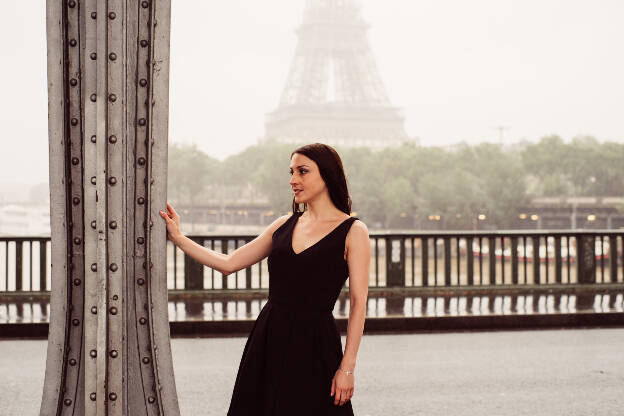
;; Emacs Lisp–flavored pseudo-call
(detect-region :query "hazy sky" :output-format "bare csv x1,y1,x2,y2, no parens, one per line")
1,0,623,185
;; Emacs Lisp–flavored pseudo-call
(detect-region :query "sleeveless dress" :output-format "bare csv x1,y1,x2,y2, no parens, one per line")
227,211,358,416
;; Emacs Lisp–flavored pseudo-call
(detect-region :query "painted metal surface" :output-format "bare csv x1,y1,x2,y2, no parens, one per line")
42,1,178,415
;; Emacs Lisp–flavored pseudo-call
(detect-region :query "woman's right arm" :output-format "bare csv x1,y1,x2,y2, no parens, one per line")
160,203,290,275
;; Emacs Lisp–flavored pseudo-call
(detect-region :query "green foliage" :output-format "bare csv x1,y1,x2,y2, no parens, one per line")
167,135,624,229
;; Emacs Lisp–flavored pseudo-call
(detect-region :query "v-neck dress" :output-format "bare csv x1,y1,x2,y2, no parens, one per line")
227,210,358,416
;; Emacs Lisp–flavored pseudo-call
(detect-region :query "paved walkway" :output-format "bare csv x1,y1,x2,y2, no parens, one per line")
1,328,623,415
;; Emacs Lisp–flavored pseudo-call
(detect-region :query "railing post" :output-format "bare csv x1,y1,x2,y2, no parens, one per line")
40,240,47,291
444,238,451,286
16,241,23,291
511,236,518,285
577,234,596,284
421,237,428,287
467,236,474,285
386,237,404,287
184,237,204,290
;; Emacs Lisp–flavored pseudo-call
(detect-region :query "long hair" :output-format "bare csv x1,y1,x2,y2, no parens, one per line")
290,142,352,215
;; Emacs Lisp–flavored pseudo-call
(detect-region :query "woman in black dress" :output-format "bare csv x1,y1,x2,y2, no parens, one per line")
160,143,370,415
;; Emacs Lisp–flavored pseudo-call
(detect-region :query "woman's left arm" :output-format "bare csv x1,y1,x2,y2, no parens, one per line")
331,220,370,406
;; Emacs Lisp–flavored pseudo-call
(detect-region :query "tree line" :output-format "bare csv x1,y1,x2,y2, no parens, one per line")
168,135,624,229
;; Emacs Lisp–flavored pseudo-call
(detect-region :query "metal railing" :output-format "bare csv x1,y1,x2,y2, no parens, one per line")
3,230,622,295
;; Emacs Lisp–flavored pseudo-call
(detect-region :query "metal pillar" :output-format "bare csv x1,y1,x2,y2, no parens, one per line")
42,1,179,415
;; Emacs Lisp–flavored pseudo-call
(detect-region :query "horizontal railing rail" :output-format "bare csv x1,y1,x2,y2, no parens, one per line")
1,230,623,295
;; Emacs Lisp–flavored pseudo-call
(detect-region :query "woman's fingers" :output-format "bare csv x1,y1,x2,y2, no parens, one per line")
167,202,178,218
335,388,344,406
330,378,335,396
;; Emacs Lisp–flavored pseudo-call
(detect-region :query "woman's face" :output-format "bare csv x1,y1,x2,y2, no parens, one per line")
289,153,325,204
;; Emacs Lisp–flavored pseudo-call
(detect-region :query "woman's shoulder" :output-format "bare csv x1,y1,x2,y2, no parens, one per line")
346,217,369,237
269,212,296,238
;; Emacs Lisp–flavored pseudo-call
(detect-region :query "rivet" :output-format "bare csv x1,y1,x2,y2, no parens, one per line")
90,52,96,60
137,278,145,286
70,118,78,126
150,178,154,184
73,237,81,245
69,263,74,270
90,176,96,185
149,220,153,227
64,398,72,406
142,1,149,8
72,196,80,205
109,221,117,229
90,135,96,143
109,93,117,102
109,11,116,19
137,237,145,244
91,263,97,272
109,306,118,315
139,317,147,324
148,396,155,404
90,93,96,102
68,220,73,228
110,350,118,358
140,39,148,48
109,52,117,61
110,263,118,272
112,294,118,300
139,78,148,87
142,356,150,364
70,78,77,87
108,135,117,143
109,393,117,401
73,278,81,286
138,157,146,166
137,197,145,205
108,177,117,185
71,157,79,165
91,220,96,229
72,318,80,326
142,262,146,269
91,11,97,19
91,306,97,314
68,0,76,8
90,349,97,358
69,358,76,366
90,392,96,401
69,39,77,47
138,118,146,126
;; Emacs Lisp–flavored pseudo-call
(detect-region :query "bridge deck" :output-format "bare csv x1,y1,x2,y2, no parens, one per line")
1,328,622,415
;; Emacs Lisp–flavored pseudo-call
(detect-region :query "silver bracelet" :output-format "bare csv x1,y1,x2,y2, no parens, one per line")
339,367,354,376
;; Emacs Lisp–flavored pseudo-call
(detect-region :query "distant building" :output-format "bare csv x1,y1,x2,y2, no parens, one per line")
0,204,50,236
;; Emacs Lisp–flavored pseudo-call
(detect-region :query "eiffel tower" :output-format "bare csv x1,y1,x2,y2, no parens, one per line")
263,0,413,148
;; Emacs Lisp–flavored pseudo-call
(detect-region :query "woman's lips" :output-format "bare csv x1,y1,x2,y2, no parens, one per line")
294,189,302,195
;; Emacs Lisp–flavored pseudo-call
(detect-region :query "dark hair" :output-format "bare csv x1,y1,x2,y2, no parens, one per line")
290,142,352,215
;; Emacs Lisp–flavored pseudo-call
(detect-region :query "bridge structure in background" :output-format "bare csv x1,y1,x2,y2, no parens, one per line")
43,0,178,415
3,229,623,336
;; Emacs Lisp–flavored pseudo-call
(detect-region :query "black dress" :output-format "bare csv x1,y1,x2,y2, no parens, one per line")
227,211,358,416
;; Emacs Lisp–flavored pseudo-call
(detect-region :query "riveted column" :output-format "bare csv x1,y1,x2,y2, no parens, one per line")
42,1,177,415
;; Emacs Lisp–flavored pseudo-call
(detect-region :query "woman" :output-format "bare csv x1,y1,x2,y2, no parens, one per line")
160,143,370,415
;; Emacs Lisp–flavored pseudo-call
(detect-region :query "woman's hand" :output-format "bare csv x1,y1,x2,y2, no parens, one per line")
159,202,183,244
330,368,354,406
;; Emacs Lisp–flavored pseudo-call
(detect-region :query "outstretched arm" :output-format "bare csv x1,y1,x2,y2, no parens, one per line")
160,203,290,275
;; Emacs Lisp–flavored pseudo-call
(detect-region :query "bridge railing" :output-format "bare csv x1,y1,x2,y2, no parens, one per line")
3,230,622,295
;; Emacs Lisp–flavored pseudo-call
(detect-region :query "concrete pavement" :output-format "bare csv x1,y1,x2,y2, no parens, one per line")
1,328,623,415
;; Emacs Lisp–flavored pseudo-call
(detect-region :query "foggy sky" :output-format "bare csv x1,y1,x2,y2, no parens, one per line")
1,0,623,186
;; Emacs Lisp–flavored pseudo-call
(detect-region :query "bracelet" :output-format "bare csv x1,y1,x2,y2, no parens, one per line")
339,367,354,376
